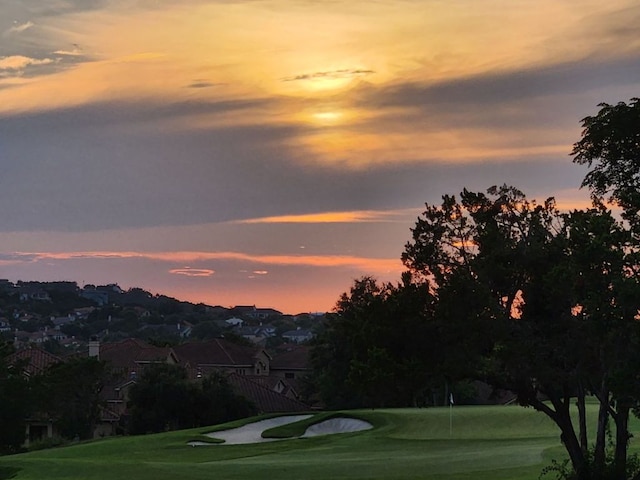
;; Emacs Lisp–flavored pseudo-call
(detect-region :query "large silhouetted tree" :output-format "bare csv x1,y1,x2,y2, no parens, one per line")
403,185,640,480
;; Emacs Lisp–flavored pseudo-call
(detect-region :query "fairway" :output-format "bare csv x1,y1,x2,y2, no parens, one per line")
2,405,639,480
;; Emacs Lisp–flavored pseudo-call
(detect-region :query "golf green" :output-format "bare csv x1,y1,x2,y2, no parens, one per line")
1,405,637,479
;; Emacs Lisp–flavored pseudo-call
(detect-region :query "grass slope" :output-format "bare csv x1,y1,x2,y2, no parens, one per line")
2,404,638,480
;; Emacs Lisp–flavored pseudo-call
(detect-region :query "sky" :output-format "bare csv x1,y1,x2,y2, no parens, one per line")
0,0,639,314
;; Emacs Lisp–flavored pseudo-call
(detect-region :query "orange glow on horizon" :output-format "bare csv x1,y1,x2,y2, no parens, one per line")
7,250,404,275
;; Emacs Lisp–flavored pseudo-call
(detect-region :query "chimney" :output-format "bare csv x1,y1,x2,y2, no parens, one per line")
88,336,100,359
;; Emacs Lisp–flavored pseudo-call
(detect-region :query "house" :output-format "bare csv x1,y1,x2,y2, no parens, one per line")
0,318,11,332
235,326,264,344
80,288,109,306
19,287,51,302
9,337,311,442
172,338,271,377
6,346,61,377
90,338,178,437
51,315,76,330
282,328,314,344
225,317,244,327
270,345,310,381
233,305,282,321
6,347,63,445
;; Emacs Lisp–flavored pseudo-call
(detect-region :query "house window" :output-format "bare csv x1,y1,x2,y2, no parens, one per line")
285,372,295,379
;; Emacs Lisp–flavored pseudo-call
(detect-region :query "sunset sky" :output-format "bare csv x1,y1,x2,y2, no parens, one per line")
1,1,639,313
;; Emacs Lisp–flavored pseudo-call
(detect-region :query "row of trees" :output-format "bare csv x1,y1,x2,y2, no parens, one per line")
309,98,640,479
0,341,256,453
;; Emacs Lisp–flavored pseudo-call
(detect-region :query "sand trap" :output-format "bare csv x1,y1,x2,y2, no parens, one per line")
301,418,373,437
189,415,372,446
190,415,312,446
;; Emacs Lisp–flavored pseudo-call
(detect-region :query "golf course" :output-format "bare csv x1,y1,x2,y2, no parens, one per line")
1,404,638,480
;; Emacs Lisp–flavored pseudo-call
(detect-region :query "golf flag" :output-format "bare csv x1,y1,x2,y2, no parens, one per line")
449,393,454,405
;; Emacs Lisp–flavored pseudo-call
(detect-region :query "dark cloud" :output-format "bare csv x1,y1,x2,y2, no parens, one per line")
355,56,640,111
282,69,375,82
0,96,274,130
186,80,224,89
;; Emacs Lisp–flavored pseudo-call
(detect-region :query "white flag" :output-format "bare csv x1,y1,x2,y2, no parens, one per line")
449,393,454,405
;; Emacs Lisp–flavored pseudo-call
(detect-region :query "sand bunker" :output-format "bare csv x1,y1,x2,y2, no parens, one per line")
189,415,373,446
301,418,373,437
190,415,312,446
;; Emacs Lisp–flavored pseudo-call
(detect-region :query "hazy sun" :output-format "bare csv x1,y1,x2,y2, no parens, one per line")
312,111,344,123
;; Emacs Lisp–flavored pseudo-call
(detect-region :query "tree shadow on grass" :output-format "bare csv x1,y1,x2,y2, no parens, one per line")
0,466,20,479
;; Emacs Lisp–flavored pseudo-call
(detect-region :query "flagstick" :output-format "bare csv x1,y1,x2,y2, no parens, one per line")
449,393,453,436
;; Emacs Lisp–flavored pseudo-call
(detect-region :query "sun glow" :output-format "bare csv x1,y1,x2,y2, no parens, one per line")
312,111,344,123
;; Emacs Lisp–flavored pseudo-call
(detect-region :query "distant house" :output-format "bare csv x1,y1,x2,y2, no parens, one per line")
235,326,264,344
282,328,314,344
19,287,51,302
80,288,110,306
225,317,244,327
233,305,282,321
51,315,76,330
0,318,11,332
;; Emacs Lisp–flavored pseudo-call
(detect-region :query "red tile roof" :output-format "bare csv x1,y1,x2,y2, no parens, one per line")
7,347,62,375
172,339,259,367
270,345,310,370
227,373,309,413
99,338,170,369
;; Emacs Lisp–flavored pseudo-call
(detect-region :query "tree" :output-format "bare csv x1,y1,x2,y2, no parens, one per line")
572,98,640,228
0,341,31,453
34,357,107,440
127,364,255,434
403,185,640,479
309,275,438,409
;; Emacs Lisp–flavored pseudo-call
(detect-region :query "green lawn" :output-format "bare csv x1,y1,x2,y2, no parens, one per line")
1,404,638,480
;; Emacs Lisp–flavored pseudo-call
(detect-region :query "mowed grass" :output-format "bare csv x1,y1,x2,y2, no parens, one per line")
2,404,639,480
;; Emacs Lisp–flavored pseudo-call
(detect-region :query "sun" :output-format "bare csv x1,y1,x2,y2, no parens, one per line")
311,111,344,123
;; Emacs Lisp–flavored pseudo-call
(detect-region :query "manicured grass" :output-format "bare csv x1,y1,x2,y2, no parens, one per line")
2,404,639,480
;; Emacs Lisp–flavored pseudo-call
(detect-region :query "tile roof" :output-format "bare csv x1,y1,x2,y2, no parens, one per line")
227,373,309,413
99,338,171,369
7,347,62,375
270,345,310,370
172,338,259,367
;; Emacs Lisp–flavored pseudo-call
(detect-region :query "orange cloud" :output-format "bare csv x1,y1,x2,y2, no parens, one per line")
9,250,403,275
236,208,420,224
169,267,215,277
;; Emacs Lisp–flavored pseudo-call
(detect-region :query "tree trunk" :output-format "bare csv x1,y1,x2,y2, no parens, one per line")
594,385,610,475
532,395,588,479
577,382,588,455
613,403,631,480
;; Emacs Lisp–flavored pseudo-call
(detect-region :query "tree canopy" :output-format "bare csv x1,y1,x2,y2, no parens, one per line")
127,364,256,434
572,98,640,228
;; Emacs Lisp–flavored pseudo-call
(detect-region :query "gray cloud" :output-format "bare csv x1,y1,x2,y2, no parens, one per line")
355,56,640,112
282,69,375,82
0,95,587,234
186,80,224,89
